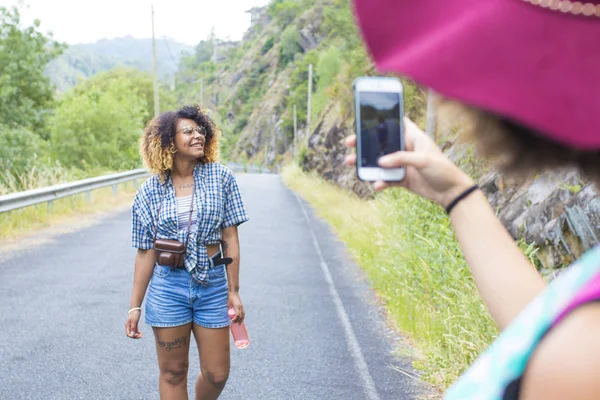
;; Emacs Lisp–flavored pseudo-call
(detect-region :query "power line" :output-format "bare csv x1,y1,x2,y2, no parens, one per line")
162,36,177,65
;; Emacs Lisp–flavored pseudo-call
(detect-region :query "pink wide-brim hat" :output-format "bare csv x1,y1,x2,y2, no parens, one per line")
353,0,600,149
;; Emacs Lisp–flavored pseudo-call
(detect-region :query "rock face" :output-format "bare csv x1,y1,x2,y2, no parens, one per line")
301,101,373,198
234,61,291,162
202,0,600,273
244,6,271,40
480,169,600,270
303,105,600,270
296,6,326,52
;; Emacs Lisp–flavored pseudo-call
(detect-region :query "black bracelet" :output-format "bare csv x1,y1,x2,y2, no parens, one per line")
445,184,479,215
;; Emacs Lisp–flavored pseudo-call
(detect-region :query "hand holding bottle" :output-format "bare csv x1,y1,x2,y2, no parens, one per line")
229,307,249,349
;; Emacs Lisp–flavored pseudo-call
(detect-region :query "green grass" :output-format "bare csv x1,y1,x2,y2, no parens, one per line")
282,165,499,388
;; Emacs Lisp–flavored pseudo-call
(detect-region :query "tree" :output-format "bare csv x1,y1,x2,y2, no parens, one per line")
268,0,302,28
0,6,64,135
48,72,147,170
0,124,48,173
68,67,177,125
280,25,303,65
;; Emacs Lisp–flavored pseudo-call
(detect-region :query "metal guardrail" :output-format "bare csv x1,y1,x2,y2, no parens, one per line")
227,162,271,174
0,163,271,214
0,169,150,214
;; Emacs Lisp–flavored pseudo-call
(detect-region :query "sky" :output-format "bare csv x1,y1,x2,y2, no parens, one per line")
2,0,272,45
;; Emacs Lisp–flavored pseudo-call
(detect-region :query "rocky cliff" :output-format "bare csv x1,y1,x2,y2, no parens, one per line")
176,0,600,272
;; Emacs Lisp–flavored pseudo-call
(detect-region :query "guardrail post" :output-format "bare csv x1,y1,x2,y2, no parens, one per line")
112,184,118,197
48,200,53,213
86,191,92,203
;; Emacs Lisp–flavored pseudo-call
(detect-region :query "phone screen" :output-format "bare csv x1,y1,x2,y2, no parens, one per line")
359,91,402,167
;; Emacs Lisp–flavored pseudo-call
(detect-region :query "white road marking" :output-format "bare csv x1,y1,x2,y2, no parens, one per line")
294,193,381,400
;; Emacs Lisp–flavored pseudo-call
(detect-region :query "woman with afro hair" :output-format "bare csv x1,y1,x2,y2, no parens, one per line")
125,105,249,399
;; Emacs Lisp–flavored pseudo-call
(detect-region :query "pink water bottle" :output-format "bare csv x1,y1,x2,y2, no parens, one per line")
228,308,250,349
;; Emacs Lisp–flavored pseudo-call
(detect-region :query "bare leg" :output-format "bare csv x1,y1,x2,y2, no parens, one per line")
153,323,192,400
192,324,230,400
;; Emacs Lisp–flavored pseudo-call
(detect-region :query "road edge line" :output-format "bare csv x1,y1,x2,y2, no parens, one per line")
294,192,381,400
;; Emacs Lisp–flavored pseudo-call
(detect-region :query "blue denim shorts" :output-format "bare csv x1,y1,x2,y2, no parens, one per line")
144,263,230,329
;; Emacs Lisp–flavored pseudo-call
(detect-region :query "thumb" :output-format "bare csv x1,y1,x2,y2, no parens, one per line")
378,151,428,169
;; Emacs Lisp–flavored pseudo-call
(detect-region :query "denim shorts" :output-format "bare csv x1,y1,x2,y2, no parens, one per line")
144,263,230,329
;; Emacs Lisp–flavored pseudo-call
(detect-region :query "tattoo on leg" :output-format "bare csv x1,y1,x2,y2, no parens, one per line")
157,335,187,352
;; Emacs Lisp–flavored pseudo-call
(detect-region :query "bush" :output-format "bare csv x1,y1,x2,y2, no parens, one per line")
0,125,48,173
317,46,342,89
48,75,146,170
268,0,302,28
279,25,303,66
261,36,275,55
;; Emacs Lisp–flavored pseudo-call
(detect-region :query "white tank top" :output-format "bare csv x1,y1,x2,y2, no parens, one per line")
176,195,198,232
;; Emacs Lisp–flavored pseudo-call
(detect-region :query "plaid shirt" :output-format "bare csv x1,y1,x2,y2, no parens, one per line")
131,162,249,286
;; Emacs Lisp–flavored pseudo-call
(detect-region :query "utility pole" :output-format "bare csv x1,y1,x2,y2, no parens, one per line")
426,89,437,140
306,64,312,140
151,5,160,117
293,105,297,158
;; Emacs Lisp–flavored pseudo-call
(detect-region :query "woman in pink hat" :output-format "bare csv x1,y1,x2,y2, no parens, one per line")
346,1,600,399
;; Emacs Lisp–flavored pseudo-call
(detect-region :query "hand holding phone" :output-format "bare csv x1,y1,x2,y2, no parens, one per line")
345,115,475,208
353,77,405,182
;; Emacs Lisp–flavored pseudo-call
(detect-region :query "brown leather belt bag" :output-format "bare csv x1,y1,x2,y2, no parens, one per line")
154,239,186,267
153,180,194,268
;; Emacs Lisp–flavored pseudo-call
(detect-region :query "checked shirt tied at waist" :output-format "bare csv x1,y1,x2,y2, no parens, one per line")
131,162,249,286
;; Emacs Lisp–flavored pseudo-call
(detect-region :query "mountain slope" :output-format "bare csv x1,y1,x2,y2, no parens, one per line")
46,36,193,92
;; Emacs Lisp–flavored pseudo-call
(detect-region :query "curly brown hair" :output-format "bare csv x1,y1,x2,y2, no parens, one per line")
139,105,220,177
441,101,600,184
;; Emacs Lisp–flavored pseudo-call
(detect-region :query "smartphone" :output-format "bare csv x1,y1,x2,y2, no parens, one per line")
353,76,405,182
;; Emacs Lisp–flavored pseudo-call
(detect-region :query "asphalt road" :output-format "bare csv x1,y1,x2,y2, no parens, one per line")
0,173,428,400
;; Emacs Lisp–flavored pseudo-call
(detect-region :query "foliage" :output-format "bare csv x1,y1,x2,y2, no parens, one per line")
67,67,177,125
268,0,303,28
517,239,543,271
0,6,64,134
280,51,319,139
0,125,48,176
317,46,342,88
48,71,147,170
261,36,275,55
454,144,491,183
279,25,304,65
283,165,500,388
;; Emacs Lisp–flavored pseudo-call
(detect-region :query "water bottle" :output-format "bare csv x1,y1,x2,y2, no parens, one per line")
228,308,250,349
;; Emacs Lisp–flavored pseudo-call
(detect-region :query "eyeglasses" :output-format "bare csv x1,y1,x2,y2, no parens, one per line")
177,126,207,137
